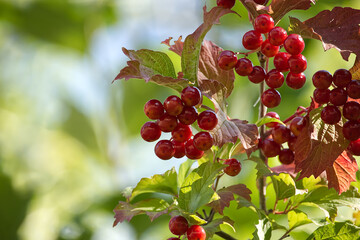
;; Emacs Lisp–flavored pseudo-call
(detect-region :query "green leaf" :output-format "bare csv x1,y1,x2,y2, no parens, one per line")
288,210,312,230
252,217,272,240
187,214,207,225
248,157,275,179
177,159,194,191
203,217,235,238
306,222,360,240
271,173,296,200
256,117,285,127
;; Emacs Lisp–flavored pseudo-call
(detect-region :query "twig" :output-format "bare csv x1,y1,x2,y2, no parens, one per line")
215,231,238,240
279,228,294,240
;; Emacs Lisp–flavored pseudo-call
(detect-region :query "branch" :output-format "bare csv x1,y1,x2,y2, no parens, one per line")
215,230,238,240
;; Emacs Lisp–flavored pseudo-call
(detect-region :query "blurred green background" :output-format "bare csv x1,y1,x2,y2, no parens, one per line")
0,0,359,239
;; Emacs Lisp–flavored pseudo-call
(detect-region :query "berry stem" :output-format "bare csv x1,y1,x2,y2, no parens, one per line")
282,108,308,124
235,49,259,57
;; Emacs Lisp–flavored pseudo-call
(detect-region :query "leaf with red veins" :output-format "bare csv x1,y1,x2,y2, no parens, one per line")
350,56,360,80
113,201,140,226
161,36,184,56
269,0,315,23
294,116,313,166
326,151,358,194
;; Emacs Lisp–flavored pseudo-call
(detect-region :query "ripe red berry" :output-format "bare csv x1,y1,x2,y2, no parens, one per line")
288,134,297,151
178,106,198,125
158,113,178,132
261,89,281,108
265,69,284,88
242,30,263,50
167,238,180,240
279,149,295,165
216,0,235,8
289,117,306,136
269,27,288,46
155,140,175,160
181,86,202,107
187,225,206,240
197,110,218,130
274,52,291,72
284,34,305,55
265,112,280,128
321,105,341,125
144,99,164,120
169,216,189,235
286,72,306,89
218,50,238,70
348,139,360,156
193,131,213,151
185,139,204,160
164,95,184,116
253,0,268,4
312,70,333,89
288,54,307,74
272,125,291,144
333,69,352,88
254,14,274,33
343,120,360,141
346,80,360,99
141,122,161,142
343,101,360,121
171,140,186,158
259,138,281,158
172,123,192,142
235,58,253,76
224,158,242,176
261,39,279,57
329,88,348,106
313,88,330,104
248,66,266,84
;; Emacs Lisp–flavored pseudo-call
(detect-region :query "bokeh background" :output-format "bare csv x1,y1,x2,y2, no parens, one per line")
0,0,359,239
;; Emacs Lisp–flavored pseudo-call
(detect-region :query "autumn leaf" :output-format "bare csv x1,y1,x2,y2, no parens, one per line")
238,0,270,21
269,0,315,23
350,56,360,80
161,36,184,56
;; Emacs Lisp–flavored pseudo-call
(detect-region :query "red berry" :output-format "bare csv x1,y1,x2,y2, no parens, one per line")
167,238,180,240
197,110,218,130
144,99,164,120
289,117,306,136
171,140,186,158
286,72,306,89
254,14,274,33
155,140,175,160
313,88,330,104
193,131,213,151
284,34,305,55
348,139,360,156
343,101,360,121
141,122,161,142
224,158,241,176
346,80,360,99
272,125,291,144
321,105,341,125
265,69,284,88
218,50,238,70
187,225,206,240
288,134,297,151
235,58,253,76
279,149,294,165
216,0,235,8
158,113,178,132
172,123,192,142
269,27,288,46
261,89,281,108
261,39,279,57
329,88,348,106
333,69,352,88
181,86,202,107
312,70,333,89
169,216,189,235
288,54,307,74
254,0,268,4
259,138,281,158
274,52,291,72
178,106,198,125
185,139,204,160
243,30,263,50
265,112,280,128
343,120,360,141
248,66,266,84
164,95,184,116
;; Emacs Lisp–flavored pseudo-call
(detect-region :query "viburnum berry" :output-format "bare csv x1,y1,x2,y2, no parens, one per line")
289,116,306,136
261,39,279,57
343,120,360,141
169,216,189,235
313,88,330,104
171,140,186,158
284,34,305,55
269,27,288,46
223,158,242,176
272,125,291,144
187,225,206,240
288,54,307,74
348,139,360,156
141,122,161,142
312,70,333,89
155,140,175,160
181,86,202,106
248,66,266,84
235,58,253,76
286,72,306,90
254,14,274,33
259,138,281,158
216,0,235,8
197,110,218,130
265,69,284,88
242,30,263,50
185,139,204,160
167,238,180,240
279,149,295,165
193,131,213,151
333,69,352,88
321,105,341,125
261,89,281,108
265,112,280,128
329,88,348,106
253,0,268,4
346,80,360,99
144,99,164,120
288,134,297,151
343,101,360,121
172,123,192,142
157,113,178,132
218,50,238,70
164,95,184,116
274,52,291,72
178,106,198,125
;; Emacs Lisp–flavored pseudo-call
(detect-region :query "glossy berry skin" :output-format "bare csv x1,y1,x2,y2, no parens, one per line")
198,110,218,130
141,122,161,142
347,80,360,99
329,88,348,106
242,30,263,50
144,99,164,120
224,158,241,176
172,123,192,142
193,132,213,151
265,112,280,128
248,66,266,84
321,105,341,125
274,52,291,72
155,140,175,160
185,139,204,160
187,225,206,240
269,27,288,46
235,58,253,76
348,139,360,156
312,70,333,89
284,34,305,55
164,95,184,116
279,149,295,165
158,113,178,132
313,88,330,104
218,50,238,70
343,120,360,141
178,106,198,125
181,86,202,106
288,134,297,151
343,101,360,121
261,39,279,57
290,117,306,136
333,69,352,88
286,72,306,89
254,0,268,4
272,125,291,144
169,216,189,235
288,54,307,74
171,140,186,158
265,69,284,88
254,14,274,33
217,0,235,8
261,89,281,108
259,138,281,158
167,238,180,240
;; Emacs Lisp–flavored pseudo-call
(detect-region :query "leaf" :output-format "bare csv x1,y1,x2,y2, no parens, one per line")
350,56,360,80
271,163,296,178
288,16,321,40
288,210,312,230
306,222,360,240
326,151,358,194
187,214,207,225
177,159,194,191
270,0,316,23
238,0,270,21
161,36,184,56
130,168,178,200
256,116,285,127
203,217,235,238
271,173,296,200
252,217,272,240
248,156,276,179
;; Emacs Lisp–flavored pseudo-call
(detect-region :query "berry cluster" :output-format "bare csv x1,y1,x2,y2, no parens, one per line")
141,86,219,160
168,216,206,240
217,14,307,109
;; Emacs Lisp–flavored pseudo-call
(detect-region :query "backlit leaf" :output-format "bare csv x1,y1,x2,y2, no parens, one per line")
271,173,296,200
306,222,360,240
288,210,312,230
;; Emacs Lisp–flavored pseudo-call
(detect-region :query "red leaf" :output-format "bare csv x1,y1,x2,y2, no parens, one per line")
113,201,140,227
270,0,315,23
238,0,270,21
326,151,358,194
271,163,296,177
161,36,184,56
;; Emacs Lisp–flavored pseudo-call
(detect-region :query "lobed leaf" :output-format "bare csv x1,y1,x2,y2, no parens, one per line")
271,173,296,200
350,56,360,80
306,222,360,240
203,217,235,238
256,116,285,128
288,210,312,230
270,0,315,23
